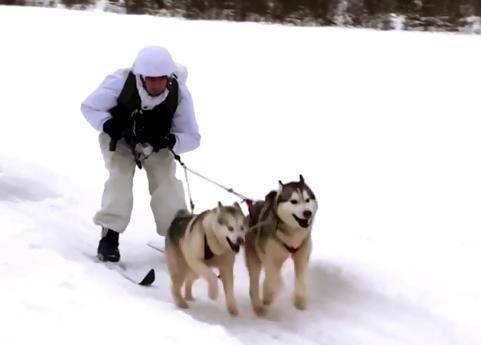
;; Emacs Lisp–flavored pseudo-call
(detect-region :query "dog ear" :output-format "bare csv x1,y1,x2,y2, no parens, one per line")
264,190,277,203
277,181,284,196
234,201,242,212
299,174,305,184
216,201,224,213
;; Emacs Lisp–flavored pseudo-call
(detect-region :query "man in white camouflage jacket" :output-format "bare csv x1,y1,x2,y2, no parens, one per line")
81,46,200,262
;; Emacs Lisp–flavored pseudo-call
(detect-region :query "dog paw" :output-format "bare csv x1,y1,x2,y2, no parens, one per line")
228,305,239,316
176,299,189,309
253,304,267,317
294,296,306,310
262,296,273,306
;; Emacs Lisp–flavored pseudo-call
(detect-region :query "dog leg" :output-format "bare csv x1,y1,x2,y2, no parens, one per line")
262,258,283,307
169,257,189,308
219,256,239,316
171,273,189,308
185,254,219,300
165,241,189,309
184,270,197,301
292,243,311,310
245,236,265,316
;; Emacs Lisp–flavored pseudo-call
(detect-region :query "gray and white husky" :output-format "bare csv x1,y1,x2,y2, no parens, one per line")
245,175,318,316
165,202,247,316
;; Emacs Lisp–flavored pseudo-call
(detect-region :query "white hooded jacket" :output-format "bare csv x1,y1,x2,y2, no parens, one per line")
81,48,200,154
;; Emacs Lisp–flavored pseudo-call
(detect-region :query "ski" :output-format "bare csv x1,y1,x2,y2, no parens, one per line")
105,262,155,286
84,252,156,286
133,268,156,286
107,263,155,286
147,241,164,253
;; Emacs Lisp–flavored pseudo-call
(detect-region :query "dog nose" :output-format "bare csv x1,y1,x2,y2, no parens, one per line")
236,238,245,246
303,210,312,219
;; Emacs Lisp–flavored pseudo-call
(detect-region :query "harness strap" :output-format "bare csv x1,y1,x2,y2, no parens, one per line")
204,235,215,260
274,235,305,254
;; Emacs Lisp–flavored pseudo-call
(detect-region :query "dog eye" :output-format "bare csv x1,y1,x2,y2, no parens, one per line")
305,198,310,203
241,226,245,231
290,200,298,205
228,226,234,232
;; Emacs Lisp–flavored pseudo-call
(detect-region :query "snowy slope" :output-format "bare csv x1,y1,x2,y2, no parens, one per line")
1,6,480,345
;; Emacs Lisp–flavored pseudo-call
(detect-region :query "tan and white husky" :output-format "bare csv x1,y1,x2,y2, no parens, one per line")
245,175,318,316
165,202,247,316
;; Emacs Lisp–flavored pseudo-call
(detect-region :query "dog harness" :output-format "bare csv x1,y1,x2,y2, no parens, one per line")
274,235,305,254
204,235,215,260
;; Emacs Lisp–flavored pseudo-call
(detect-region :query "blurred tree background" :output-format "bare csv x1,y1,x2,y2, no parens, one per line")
2,0,481,33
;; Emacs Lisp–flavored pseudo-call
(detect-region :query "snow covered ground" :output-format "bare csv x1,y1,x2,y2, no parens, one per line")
1,5,480,345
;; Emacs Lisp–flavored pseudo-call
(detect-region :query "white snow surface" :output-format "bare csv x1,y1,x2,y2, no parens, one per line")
1,6,480,345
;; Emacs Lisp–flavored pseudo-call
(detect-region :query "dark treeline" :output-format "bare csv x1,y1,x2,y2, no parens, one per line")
3,0,481,32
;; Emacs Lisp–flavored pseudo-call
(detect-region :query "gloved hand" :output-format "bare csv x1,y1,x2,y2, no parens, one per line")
122,127,136,148
103,117,126,141
135,143,154,157
152,134,176,152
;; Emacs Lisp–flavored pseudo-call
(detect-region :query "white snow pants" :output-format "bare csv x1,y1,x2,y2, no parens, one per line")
93,132,186,235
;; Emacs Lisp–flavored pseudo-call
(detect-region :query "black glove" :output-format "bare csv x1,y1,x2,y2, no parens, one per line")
103,118,126,141
152,134,176,152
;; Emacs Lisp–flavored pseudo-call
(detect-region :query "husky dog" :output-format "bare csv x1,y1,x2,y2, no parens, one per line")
245,175,318,316
165,202,247,316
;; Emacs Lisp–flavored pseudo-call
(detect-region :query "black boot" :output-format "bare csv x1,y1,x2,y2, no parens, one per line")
97,228,120,262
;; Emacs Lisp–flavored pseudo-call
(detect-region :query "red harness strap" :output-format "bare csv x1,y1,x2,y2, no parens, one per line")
245,198,254,216
281,242,301,254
